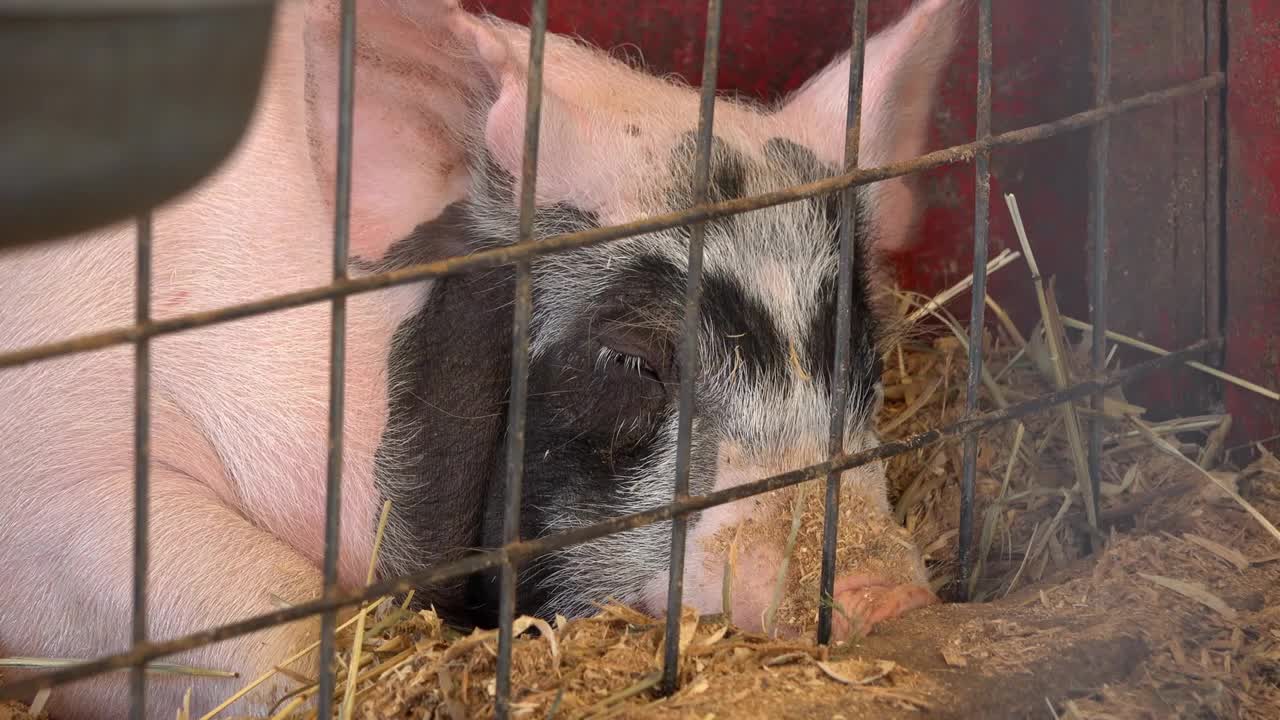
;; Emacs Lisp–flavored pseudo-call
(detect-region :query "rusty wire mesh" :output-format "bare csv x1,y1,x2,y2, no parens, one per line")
0,0,1228,718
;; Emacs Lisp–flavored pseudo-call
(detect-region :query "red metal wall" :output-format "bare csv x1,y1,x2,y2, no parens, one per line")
1225,1,1280,454
464,0,1279,453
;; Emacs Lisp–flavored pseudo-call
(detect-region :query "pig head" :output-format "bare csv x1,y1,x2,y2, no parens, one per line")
371,0,961,633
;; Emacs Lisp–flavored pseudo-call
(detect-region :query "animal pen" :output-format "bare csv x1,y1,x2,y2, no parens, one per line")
1,0,1278,718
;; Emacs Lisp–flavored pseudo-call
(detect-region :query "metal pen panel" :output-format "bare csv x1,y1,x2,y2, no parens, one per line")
958,0,994,600
816,0,868,647
661,0,723,696
315,1,357,717
495,0,550,716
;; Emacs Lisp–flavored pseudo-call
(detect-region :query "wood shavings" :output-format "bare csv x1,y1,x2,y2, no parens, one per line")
1137,574,1238,621
813,658,897,686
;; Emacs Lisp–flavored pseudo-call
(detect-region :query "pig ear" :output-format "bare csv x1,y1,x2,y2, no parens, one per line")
305,2,630,261
450,13,632,216
774,0,961,253
304,0,490,261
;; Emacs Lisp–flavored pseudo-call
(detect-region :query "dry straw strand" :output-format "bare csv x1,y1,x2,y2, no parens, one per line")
895,289,1009,408
1060,316,1280,401
763,483,810,638
28,688,51,718
339,499,394,720
903,247,1022,326
1005,192,1099,530
1181,533,1250,572
198,597,391,720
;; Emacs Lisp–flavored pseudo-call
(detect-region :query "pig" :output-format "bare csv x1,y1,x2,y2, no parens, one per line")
0,0,961,718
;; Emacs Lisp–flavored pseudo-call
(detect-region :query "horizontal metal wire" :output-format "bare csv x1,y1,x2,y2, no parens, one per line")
0,72,1224,374
0,336,1219,700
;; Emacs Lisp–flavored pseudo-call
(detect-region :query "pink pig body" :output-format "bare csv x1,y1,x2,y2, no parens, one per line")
0,1,961,718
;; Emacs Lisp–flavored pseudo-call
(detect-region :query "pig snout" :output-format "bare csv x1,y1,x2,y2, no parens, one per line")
718,550,939,641
665,459,937,641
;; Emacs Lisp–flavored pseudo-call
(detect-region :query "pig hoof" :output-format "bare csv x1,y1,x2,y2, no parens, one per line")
831,575,939,640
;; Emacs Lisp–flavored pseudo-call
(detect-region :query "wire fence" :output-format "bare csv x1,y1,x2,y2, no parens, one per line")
0,1,1228,718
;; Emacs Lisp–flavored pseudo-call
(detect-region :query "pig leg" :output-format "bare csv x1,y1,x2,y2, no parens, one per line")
0,470,325,720
831,573,939,639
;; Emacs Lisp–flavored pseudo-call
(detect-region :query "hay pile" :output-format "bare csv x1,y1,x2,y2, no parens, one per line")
250,602,939,720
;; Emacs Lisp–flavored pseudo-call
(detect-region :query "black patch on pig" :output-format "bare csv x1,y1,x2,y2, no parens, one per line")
761,134,885,401
603,254,791,385
807,255,884,417
370,201,508,618
699,271,791,382
374,200,475,268
375,197,690,624
625,123,642,137
763,136,826,175
668,131,749,206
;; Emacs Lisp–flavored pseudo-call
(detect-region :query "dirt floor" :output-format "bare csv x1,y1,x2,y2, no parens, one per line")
4,294,1279,720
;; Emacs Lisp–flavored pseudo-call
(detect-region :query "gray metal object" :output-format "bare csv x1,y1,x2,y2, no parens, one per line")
0,0,276,248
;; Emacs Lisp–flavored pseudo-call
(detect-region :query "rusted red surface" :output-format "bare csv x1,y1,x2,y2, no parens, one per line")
1225,0,1280,453
1102,1,1215,420
465,0,1278,447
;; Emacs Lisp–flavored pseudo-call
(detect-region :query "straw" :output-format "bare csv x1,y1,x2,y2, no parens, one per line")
904,248,1023,326
339,499,394,720
1059,317,1279,402
1005,192,1099,529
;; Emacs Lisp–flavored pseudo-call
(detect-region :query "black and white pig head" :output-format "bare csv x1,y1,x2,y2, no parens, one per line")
363,0,961,633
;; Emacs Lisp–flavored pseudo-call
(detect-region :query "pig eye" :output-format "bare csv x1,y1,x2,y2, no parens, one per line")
596,345,663,384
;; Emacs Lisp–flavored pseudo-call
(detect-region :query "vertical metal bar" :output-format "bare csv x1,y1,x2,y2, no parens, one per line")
816,0,869,647
1203,0,1225,365
1086,0,1112,536
660,0,723,696
958,0,994,601
495,0,549,716
315,0,356,717
128,212,152,720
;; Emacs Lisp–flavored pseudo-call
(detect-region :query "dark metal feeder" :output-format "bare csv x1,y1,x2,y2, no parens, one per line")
0,0,277,248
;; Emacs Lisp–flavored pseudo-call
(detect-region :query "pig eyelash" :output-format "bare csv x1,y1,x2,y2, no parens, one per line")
595,345,660,382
